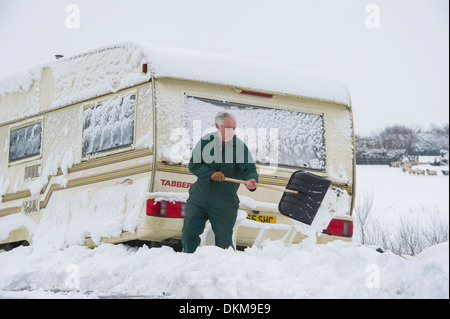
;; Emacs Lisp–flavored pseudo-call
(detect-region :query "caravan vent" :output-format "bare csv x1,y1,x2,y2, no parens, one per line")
22,199,39,215
25,164,41,180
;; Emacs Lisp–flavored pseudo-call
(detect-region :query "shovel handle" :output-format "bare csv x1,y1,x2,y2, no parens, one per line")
224,177,299,195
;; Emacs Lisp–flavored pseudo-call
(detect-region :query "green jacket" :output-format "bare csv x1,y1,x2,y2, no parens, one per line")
188,132,259,209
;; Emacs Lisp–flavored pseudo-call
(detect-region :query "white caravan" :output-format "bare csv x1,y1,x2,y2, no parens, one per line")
0,42,355,250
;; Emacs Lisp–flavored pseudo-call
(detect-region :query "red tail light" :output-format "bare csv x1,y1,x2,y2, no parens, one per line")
240,90,273,98
146,200,186,218
322,219,353,237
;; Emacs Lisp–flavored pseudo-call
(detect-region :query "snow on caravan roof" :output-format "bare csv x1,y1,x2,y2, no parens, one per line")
0,42,351,108
140,42,351,107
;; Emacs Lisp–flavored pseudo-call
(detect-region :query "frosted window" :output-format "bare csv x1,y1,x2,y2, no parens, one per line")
82,94,135,157
185,96,326,170
9,122,42,162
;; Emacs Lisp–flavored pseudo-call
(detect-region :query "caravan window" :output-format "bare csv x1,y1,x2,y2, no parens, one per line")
9,122,42,162
82,94,135,157
185,96,326,170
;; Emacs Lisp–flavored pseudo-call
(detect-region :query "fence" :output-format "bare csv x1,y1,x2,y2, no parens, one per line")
356,158,394,165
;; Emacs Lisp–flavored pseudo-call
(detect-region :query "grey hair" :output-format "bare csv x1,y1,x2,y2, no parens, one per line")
214,111,235,127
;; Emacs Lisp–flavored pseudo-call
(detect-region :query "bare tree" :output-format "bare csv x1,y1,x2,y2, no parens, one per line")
353,191,374,245
422,208,449,246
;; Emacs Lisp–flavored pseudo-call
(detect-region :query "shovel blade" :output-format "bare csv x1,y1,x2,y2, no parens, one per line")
278,171,331,225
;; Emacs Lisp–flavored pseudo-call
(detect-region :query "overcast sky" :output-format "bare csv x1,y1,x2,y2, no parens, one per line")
0,0,448,135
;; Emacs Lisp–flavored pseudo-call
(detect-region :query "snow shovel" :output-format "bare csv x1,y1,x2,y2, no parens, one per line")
224,170,331,225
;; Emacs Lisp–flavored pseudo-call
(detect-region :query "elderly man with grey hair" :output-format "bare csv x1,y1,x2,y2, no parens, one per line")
182,111,258,253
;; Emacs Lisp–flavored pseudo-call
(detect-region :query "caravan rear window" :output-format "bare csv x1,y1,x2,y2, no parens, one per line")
185,96,326,170
82,94,135,157
9,122,42,162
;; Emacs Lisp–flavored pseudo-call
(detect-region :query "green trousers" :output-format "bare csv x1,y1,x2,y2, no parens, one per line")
181,201,238,253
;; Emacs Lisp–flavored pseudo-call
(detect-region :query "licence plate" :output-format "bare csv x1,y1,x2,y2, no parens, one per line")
246,213,276,224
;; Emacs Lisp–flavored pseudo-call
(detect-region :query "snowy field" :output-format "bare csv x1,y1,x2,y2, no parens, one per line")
354,164,449,253
0,165,448,299
356,164,449,223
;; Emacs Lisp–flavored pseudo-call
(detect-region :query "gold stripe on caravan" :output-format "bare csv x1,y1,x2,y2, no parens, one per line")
157,162,191,175
156,162,352,193
0,206,21,217
1,190,31,203
1,148,153,204
0,163,152,217
258,175,289,187
0,150,153,216
157,162,290,187
61,148,153,174
40,163,152,209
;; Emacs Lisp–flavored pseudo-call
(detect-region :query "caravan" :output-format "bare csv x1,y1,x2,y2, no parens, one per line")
0,42,355,250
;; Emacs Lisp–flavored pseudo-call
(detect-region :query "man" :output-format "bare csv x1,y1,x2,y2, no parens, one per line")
182,111,258,253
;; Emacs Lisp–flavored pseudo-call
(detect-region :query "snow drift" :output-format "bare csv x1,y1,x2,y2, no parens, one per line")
0,240,447,299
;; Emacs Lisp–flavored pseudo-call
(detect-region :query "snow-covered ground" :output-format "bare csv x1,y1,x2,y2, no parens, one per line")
356,164,449,231
0,165,448,299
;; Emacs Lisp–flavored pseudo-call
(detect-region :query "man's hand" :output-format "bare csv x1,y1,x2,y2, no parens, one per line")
245,179,257,190
211,171,225,182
